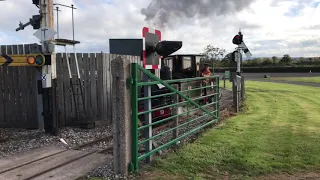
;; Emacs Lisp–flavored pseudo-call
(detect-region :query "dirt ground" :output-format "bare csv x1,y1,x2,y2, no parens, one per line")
254,171,320,180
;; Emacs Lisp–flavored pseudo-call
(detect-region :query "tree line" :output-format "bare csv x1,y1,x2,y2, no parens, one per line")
201,44,320,67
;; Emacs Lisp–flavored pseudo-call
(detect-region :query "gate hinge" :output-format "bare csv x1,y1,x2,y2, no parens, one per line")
126,77,133,89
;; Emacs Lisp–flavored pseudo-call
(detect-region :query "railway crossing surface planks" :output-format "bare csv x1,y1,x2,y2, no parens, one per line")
0,145,112,180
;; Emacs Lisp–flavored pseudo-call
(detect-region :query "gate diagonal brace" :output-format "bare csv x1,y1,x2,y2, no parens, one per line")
136,64,218,119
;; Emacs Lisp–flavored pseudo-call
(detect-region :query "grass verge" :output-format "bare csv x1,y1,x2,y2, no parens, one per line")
139,81,320,180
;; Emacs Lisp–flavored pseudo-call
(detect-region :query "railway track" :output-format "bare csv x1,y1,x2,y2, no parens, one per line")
0,134,113,180
0,125,173,179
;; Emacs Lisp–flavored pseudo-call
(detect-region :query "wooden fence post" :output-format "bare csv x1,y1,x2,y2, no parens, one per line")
232,81,239,113
111,56,132,176
241,76,245,100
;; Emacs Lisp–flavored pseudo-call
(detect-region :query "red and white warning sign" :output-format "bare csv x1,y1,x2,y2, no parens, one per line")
142,27,162,69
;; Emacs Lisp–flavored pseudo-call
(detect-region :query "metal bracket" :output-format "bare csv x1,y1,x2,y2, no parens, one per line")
126,77,133,89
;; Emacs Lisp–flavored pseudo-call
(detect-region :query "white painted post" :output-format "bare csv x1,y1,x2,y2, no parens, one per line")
143,74,152,163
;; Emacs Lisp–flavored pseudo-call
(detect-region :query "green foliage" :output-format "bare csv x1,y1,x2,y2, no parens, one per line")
220,52,233,67
262,58,272,66
217,53,320,68
272,56,279,64
214,66,320,73
279,54,293,64
202,48,320,68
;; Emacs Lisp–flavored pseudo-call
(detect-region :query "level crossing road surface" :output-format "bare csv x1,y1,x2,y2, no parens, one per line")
0,146,111,180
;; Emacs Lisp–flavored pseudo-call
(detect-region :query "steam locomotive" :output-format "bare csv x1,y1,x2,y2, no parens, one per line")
109,39,218,126
138,53,218,126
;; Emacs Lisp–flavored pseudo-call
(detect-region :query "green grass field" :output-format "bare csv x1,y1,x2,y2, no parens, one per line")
141,81,320,180
271,76,320,83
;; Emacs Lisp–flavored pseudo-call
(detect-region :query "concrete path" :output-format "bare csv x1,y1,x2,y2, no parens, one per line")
0,146,110,180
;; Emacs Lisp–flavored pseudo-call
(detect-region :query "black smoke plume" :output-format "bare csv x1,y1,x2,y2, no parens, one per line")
141,0,257,29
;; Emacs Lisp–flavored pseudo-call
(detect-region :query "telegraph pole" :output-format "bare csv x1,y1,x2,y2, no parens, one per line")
40,0,59,135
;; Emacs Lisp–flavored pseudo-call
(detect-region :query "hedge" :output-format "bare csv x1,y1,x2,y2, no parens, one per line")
214,66,320,73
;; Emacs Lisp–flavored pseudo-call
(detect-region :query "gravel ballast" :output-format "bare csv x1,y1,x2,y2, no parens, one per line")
0,122,113,158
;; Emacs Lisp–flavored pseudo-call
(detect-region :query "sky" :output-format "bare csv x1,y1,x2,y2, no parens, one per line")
0,0,320,58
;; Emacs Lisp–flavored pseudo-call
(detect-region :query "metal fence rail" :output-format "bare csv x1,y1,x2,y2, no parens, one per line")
130,63,220,171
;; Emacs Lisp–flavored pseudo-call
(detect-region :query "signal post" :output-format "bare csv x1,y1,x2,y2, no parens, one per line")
142,27,161,163
39,0,59,135
231,30,251,112
140,26,182,164
15,0,58,135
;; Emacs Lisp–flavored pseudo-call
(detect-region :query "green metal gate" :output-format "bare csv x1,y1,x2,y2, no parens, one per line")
130,63,220,171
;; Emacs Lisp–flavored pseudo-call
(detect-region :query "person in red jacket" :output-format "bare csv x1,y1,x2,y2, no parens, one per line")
200,64,211,97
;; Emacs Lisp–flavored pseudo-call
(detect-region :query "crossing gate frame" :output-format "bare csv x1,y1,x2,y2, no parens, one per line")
130,63,220,171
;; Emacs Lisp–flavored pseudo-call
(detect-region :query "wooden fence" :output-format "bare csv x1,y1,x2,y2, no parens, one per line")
56,52,142,127
0,43,142,128
0,44,40,128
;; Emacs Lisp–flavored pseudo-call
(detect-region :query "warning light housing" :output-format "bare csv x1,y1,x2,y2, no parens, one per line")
26,54,45,67
143,27,182,69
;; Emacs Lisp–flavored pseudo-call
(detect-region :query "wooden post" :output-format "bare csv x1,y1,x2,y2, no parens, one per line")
232,81,239,113
40,0,59,135
241,76,245,100
48,0,59,135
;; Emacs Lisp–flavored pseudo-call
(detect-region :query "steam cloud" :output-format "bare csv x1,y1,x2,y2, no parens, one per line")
141,0,257,29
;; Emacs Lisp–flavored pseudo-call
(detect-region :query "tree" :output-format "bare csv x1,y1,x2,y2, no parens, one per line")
220,52,233,67
272,56,278,65
247,58,262,66
243,59,253,66
279,54,292,65
262,58,272,66
201,44,226,61
299,57,304,62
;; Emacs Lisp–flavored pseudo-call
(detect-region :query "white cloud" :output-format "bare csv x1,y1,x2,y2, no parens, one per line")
0,0,319,58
